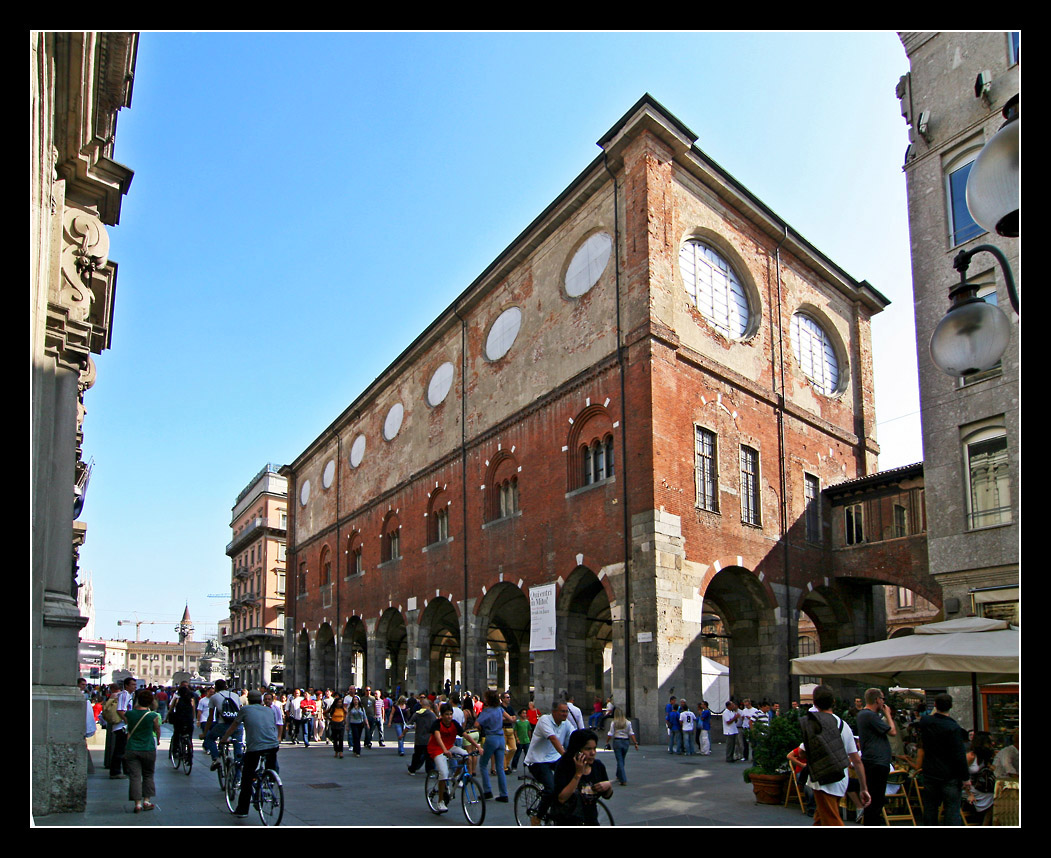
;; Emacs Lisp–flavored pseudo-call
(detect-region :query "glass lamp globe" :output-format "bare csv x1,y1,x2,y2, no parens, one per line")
966,113,1019,237
929,298,1012,376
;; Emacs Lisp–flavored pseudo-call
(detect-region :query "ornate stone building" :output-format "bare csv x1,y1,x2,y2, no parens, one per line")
281,95,934,740
31,32,137,816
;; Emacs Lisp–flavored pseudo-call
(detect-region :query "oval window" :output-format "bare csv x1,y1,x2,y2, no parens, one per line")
565,232,612,297
349,434,366,468
427,362,455,406
485,307,522,361
384,402,404,441
322,459,336,489
299,479,311,506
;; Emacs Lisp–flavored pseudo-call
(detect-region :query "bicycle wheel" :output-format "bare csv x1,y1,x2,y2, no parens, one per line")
217,751,226,791
224,758,239,812
169,737,180,769
461,776,486,825
257,770,284,826
514,780,545,826
425,770,444,814
596,798,615,826
181,736,193,775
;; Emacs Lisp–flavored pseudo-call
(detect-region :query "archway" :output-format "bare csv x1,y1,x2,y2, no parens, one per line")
559,566,613,708
316,623,336,690
477,582,531,702
378,608,408,695
341,617,368,690
419,597,460,695
700,566,782,703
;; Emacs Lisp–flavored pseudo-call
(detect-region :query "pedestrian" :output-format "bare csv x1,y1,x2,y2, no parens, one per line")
607,707,638,785
327,695,347,758
511,707,532,772
856,687,897,825
408,699,437,775
264,691,285,745
697,701,712,756
564,693,585,731
722,700,741,762
667,696,683,754
123,688,162,813
388,695,410,756
549,729,614,826
916,693,970,825
738,697,760,761
109,676,137,779
476,689,512,802
346,694,367,757
679,700,696,755
799,684,870,826
500,691,517,774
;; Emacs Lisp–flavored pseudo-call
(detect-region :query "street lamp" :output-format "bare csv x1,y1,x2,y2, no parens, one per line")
930,95,1019,378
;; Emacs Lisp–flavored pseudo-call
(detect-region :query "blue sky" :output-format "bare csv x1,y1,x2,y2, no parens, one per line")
79,31,922,644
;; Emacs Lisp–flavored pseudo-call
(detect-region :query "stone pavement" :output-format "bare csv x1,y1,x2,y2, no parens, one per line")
34,724,819,827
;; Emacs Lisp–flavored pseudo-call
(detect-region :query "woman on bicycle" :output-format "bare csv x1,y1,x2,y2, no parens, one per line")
428,703,482,813
550,729,613,825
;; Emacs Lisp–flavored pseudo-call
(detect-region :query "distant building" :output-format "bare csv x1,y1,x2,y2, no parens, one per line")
223,464,288,689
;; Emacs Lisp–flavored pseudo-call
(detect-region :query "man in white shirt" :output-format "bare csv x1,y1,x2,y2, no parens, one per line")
523,701,574,820
679,701,697,755
738,698,761,761
564,694,585,731
109,676,137,778
722,700,741,763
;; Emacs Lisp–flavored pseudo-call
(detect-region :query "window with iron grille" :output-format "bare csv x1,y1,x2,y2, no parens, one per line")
695,427,719,512
804,473,821,543
740,446,760,526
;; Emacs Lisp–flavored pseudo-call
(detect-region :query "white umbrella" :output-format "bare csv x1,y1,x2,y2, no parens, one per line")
790,617,1018,687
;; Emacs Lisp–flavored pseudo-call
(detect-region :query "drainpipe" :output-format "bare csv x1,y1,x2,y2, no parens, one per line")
773,225,793,708
335,432,341,692
453,307,470,693
603,153,633,721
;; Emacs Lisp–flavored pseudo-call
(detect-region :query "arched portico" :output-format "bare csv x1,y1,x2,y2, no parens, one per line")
417,597,460,696
558,566,614,710
377,607,408,694
476,581,531,702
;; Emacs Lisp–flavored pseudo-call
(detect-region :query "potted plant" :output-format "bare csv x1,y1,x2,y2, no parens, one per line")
743,713,803,804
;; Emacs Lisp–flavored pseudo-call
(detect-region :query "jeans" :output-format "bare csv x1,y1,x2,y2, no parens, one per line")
922,777,964,826
393,723,406,755
739,729,750,760
511,742,528,770
612,737,630,784
682,730,695,755
300,717,313,747
204,722,244,762
668,728,682,753
479,734,507,798
349,721,364,755
528,761,558,819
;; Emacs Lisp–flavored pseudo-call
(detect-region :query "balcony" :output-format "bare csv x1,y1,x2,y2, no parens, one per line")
226,516,287,557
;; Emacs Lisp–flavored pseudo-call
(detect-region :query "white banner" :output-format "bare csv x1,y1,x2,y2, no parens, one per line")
529,583,557,651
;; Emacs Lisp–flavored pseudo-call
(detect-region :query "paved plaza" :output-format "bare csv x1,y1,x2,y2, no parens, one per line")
35,723,819,827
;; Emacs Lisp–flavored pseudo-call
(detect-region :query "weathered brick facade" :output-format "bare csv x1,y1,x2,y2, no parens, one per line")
282,96,930,740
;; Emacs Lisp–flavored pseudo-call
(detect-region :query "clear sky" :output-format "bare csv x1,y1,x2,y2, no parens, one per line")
78,31,923,645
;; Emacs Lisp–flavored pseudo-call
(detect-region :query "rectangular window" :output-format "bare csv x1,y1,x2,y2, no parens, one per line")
845,503,864,545
695,427,719,512
436,508,449,542
948,161,983,246
740,446,761,526
276,571,285,595
897,587,914,609
893,504,908,538
967,433,1012,529
804,473,821,543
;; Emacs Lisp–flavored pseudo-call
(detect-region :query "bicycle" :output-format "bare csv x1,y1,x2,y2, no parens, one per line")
224,748,284,826
513,772,614,826
168,727,193,775
218,740,241,810
425,751,485,825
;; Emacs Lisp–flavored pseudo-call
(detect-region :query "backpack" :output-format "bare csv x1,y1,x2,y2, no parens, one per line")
102,696,122,726
799,712,850,785
974,764,996,794
218,691,240,723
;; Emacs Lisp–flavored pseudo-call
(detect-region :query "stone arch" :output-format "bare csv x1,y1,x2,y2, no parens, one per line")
557,565,614,709
476,581,531,701
316,622,336,690
418,596,461,695
699,565,783,703
377,607,408,694
341,616,368,689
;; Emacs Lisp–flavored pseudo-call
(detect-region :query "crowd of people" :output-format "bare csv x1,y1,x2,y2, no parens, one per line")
82,676,1018,826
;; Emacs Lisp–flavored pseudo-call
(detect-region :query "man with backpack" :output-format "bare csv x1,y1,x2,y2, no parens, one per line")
203,679,243,770
799,685,870,826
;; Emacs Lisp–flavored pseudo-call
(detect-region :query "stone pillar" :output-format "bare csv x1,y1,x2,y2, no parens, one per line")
460,598,486,695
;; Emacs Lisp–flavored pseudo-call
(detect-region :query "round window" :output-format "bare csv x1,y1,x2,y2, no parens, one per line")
565,232,612,297
485,307,522,361
322,459,335,489
791,311,840,395
299,479,311,506
679,239,751,339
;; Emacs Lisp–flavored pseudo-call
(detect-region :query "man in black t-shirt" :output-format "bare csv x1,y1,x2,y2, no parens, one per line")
916,693,970,826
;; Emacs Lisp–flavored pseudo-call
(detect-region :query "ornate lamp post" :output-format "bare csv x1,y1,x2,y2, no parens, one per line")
930,96,1019,378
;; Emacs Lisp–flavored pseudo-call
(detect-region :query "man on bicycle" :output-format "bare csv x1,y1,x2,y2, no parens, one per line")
428,703,482,812
523,700,574,819
167,681,198,749
220,690,280,819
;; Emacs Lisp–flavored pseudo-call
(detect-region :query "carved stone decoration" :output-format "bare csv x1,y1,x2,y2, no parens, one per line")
59,208,109,320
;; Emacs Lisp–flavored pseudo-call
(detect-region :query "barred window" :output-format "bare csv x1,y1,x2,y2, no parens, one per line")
740,446,761,526
680,240,750,339
804,473,821,543
695,427,719,512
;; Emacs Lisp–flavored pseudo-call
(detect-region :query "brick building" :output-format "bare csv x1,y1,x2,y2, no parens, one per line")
282,95,931,740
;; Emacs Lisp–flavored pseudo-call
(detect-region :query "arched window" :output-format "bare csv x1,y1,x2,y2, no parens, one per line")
346,531,364,577
486,451,520,522
791,311,840,395
428,489,451,545
567,404,616,492
581,434,615,486
382,513,401,563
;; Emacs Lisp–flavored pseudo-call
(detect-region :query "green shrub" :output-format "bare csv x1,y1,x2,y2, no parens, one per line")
748,713,803,776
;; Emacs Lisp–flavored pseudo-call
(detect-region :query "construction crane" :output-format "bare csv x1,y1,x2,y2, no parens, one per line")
117,618,179,642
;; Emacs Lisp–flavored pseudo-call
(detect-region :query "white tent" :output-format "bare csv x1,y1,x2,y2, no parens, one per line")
700,655,730,708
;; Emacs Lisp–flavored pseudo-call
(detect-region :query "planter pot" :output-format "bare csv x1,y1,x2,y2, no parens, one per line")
749,772,789,805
